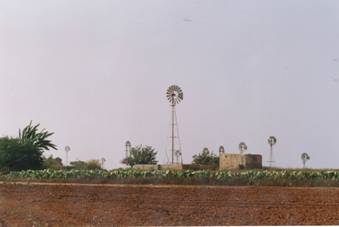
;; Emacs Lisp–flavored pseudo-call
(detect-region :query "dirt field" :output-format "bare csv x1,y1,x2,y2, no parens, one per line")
0,182,339,226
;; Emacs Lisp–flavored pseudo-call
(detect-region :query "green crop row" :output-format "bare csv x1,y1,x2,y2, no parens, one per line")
2,169,339,186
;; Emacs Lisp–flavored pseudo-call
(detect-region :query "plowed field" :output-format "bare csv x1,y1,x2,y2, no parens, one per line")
0,182,338,226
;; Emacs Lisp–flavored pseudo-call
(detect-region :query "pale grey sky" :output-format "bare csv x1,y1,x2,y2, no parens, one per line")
1,0,339,169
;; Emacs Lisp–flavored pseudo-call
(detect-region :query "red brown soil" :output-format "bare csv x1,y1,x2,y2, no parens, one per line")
0,182,339,226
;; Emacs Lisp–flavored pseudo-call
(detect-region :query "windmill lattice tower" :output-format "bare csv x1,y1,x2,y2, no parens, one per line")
64,146,71,166
166,85,183,164
268,136,277,167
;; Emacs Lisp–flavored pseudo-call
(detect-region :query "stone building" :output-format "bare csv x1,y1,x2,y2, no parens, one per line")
219,147,262,170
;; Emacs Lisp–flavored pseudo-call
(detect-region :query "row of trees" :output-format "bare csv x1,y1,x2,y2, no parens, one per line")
42,156,103,170
121,146,218,167
0,120,222,171
5,122,295,171
0,121,233,171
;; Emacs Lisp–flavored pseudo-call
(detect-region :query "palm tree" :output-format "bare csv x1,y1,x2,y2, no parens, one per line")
19,121,57,152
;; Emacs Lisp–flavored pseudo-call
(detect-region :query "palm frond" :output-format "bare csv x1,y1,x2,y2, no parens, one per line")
18,121,57,151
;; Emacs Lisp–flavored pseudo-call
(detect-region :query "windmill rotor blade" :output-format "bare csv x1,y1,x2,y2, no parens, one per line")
268,136,277,146
166,85,184,105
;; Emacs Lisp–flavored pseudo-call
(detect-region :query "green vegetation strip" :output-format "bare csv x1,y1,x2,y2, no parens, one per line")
1,169,339,187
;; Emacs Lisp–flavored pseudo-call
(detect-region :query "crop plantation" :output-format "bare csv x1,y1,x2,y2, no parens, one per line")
2,168,339,187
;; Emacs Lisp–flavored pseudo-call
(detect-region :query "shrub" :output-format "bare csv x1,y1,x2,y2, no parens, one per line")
42,155,63,170
192,148,219,165
122,145,158,167
86,160,102,170
0,137,43,171
69,160,102,170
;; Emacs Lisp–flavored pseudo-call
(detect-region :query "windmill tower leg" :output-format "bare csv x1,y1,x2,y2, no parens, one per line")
125,147,128,158
66,151,69,166
175,110,183,164
269,146,272,167
171,104,175,164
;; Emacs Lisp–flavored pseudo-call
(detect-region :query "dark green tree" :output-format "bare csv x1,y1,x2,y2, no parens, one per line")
0,137,42,171
68,160,102,170
122,145,158,167
86,159,102,170
192,147,219,165
42,155,63,170
69,160,88,170
0,122,57,171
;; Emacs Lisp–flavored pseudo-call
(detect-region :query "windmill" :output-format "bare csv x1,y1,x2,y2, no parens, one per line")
267,136,277,167
166,85,184,164
101,157,106,168
125,141,131,158
239,142,247,154
219,145,225,154
64,146,71,166
301,153,310,168
175,150,183,164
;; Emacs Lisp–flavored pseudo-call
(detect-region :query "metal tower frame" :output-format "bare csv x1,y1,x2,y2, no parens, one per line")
166,85,183,164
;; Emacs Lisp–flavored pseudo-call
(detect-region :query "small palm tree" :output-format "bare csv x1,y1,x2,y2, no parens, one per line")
19,121,57,152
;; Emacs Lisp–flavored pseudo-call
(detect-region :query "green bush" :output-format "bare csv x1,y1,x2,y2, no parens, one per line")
0,137,43,171
68,160,102,170
86,160,102,170
122,145,158,167
192,148,219,165
42,155,63,170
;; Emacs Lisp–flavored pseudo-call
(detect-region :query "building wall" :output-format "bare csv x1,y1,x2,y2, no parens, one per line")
219,153,262,170
219,154,244,170
132,155,262,171
158,164,183,170
244,154,262,169
182,164,218,171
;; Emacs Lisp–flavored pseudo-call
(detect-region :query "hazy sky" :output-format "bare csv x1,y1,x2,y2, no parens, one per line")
1,0,339,169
